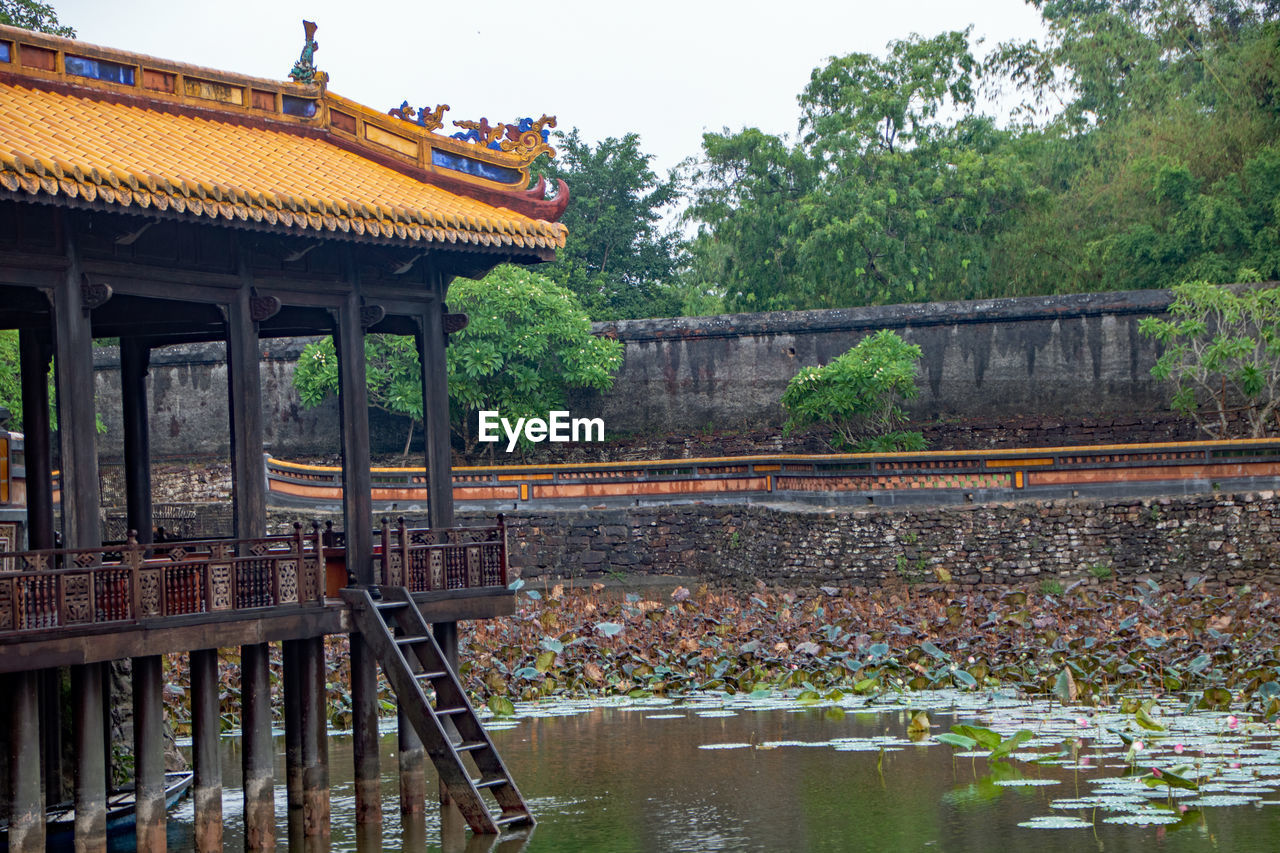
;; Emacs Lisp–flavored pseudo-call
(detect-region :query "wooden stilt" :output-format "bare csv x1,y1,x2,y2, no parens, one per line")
283,638,303,813
241,643,274,851
120,339,154,545
190,649,223,853
38,668,64,808
301,636,329,837
132,655,165,852
7,671,45,853
398,704,427,815
72,662,107,853
350,633,381,825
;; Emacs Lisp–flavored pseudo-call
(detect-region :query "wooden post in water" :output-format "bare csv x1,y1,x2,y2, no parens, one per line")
350,633,381,825
283,639,303,813
398,704,427,815
241,643,274,851
300,636,330,836
132,655,165,851
7,670,44,853
190,649,222,853
72,662,107,853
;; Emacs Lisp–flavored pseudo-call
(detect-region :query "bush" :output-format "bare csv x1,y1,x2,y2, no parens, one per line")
781,329,925,452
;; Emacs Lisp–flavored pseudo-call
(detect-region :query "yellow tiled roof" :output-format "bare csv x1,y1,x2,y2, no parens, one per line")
0,80,567,251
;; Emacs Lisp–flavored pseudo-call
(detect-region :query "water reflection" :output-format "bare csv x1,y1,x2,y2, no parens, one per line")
173,699,1280,852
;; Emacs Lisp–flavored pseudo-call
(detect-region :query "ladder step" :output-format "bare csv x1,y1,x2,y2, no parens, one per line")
395,636,429,647
471,776,509,790
453,740,488,753
435,706,468,717
494,813,532,828
416,670,449,681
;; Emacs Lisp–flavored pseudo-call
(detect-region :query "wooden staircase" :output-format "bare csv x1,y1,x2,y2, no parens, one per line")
341,586,534,834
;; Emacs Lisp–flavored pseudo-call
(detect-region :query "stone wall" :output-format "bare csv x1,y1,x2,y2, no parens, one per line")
89,288,1183,459
489,490,1279,588
581,289,1175,434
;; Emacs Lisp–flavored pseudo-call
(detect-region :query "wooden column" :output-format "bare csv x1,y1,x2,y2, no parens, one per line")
301,636,330,836
72,662,106,853
240,643,274,851
132,655,165,851
120,339,153,544
52,225,100,550
283,639,303,813
335,281,373,584
418,285,459,805
417,287,454,532
350,633,381,825
18,329,54,549
227,282,265,540
7,671,44,853
190,649,222,853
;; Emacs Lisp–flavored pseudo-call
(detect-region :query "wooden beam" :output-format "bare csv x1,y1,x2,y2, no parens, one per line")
52,224,100,550
336,259,373,585
73,662,107,853
190,649,222,853
227,276,266,541
398,705,426,816
132,655,165,852
120,339,153,545
6,670,44,853
350,633,381,825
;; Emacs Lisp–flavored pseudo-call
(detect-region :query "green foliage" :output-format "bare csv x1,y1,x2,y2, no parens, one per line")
294,334,426,457
1139,281,1280,437
533,129,686,320
781,330,925,451
0,0,74,36
293,266,622,456
0,331,19,427
447,266,622,452
688,3,1280,311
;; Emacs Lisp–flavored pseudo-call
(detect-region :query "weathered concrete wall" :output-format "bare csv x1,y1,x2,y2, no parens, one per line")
492,490,1279,588
580,289,1175,433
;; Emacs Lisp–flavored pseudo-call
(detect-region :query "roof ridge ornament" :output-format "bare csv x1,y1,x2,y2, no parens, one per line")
288,20,321,84
388,102,450,132
448,115,558,160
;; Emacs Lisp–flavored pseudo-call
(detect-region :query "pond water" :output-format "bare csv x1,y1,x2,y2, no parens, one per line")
166,691,1280,852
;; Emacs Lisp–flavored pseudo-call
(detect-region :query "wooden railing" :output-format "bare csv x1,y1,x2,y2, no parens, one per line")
374,517,507,593
0,523,326,635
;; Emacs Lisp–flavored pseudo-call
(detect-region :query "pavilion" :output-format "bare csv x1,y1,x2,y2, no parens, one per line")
0,20,564,850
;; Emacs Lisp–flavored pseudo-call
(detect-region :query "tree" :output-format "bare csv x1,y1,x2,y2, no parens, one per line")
690,31,1029,312
293,266,623,457
0,331,19,426
447,265,622,454
533,130,685,320
0,0,74,36
780,330,926,452
293,334,426,459
1139,281,1280,438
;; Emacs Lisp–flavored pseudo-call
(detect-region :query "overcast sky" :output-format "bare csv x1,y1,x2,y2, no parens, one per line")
55,0,1049,176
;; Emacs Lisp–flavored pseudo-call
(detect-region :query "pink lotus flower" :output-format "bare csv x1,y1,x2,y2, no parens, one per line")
1152,767,1163,778
1227,715,1240,730
1076,717,1089,727
1174,743,1185,754
1133,740,1145,752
